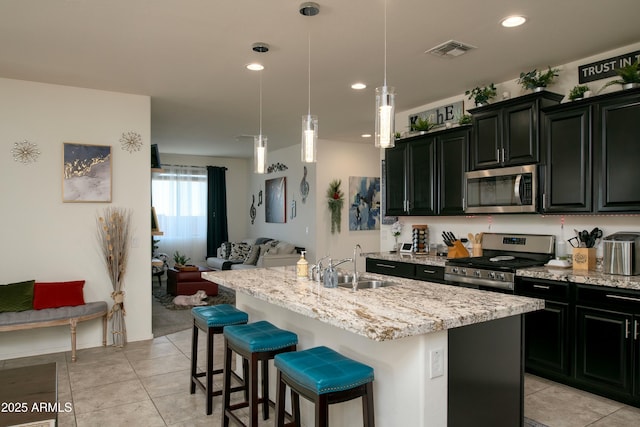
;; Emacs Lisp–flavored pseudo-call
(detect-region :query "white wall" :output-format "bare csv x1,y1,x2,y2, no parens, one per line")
156,153,250,260
248,144,318,261
315,139,381,268
0,78,152,360
384,41,640,254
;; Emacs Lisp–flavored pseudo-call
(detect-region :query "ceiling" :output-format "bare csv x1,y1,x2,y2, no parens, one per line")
1,0,639,158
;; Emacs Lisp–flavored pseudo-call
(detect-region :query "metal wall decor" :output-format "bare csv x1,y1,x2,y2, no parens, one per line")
267,162,288,173
11,139,40,164
120,131,143,153
300,165,309,203
250,194,257,224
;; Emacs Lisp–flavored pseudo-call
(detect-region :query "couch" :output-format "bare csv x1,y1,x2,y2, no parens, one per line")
206,237,303,270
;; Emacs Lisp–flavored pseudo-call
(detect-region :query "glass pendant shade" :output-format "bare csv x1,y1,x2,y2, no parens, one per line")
254,135,267,174
301,114,317,163
375,85,395,149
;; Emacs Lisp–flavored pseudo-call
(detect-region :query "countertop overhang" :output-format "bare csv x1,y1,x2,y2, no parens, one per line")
203,266,543,342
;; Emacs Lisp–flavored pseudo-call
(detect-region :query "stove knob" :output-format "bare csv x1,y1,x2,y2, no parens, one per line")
488,271,496,279
461,268,467,275
497,273,506,281
474,270,482,277
452,267,459,274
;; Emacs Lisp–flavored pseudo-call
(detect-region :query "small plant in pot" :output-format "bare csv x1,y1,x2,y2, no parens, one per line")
517,66,560,91
411,114,437,133
601,61,640,91
568,84,590,101
458,113,472,126
173,251,192,269
465,83,497,106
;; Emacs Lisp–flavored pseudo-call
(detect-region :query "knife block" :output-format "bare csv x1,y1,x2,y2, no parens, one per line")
447,241,470,259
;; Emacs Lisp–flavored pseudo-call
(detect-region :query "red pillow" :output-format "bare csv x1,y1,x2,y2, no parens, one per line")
33,280,85,310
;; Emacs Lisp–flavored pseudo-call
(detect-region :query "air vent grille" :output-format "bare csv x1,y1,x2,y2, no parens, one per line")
426,40,476,58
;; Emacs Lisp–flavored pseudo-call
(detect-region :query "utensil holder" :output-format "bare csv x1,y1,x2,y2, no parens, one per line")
447,241,470,259
472,244,483,257
572,247,596,270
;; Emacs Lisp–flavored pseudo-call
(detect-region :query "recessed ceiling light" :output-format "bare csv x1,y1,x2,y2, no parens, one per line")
361,133,372,138
246,63,264,71
501,15,527,28
351,83,367,90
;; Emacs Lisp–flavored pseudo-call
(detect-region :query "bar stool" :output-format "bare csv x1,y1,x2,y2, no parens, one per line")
191,304,249,415
222,320,298,426
274,346,375,427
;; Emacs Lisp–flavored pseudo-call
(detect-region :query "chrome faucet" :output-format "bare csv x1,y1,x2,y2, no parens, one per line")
353,244,362,285
310,255,329,282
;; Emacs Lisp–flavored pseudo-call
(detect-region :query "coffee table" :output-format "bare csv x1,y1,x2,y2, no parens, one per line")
0,362,58,427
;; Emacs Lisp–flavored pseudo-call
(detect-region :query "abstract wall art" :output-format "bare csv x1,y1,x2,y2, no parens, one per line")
348,176,381,231
63,143,112,202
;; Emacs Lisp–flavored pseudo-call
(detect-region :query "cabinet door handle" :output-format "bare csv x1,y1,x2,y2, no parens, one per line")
533,284,551,290
376,263,396,269
626,319,630,339
422,269,436,274
496,148,500,163
542,193,546,210
501,148,505,163
635,320,639,340
606,294,640,303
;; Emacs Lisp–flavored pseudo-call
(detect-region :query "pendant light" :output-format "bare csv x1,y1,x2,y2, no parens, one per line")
254,71,267,174
300,2,319,163
375,0,395,149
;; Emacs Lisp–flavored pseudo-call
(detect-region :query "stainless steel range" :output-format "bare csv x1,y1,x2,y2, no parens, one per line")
444,233,555,292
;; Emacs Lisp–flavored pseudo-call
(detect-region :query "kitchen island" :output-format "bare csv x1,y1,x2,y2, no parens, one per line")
203,266,543,426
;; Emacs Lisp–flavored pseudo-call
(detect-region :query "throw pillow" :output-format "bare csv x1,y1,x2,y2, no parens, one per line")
275,241,296,254
220,242,231,259
243,245,261,265
0,280,35,313
33,280,85,310
229,242,252,262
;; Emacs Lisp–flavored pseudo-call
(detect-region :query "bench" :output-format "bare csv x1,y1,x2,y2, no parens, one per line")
0,301,108,362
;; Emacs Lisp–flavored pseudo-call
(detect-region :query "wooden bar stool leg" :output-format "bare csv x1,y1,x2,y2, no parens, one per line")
364,382,375,427
275,370,286,427
291,389,301,427
316,394,329,427
206,327,215,415
249,353,259,426
222,343,233,427
262,358,269,420
190,323,198,394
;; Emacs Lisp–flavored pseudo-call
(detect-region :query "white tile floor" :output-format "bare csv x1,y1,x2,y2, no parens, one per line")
3,328,640,426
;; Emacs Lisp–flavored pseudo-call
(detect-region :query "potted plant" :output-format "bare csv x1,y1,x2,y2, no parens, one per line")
465,83,497,106
173,251,192,270
568,84,590,101
412,114,437,132
601,61,640,91
517,66,560,91
458,113,472,126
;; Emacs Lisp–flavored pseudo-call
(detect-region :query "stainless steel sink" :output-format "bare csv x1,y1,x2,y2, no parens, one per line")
336,273,356,284
337,280,397,289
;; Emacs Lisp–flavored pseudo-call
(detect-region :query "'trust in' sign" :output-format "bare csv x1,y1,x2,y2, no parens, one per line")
578,50,640,84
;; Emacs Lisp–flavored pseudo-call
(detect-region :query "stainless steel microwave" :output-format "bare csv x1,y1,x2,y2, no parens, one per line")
464,164,538,214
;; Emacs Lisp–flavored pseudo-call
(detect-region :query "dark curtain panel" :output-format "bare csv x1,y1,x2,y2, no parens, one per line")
206,166,229,257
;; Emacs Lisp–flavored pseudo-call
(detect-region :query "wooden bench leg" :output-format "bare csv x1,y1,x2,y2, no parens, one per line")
102,314,107,346
70,319,78,362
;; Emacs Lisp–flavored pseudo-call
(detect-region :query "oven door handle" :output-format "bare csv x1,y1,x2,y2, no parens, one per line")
514,174,523,206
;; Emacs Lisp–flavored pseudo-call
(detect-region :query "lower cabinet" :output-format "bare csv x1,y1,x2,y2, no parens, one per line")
365,258,445,283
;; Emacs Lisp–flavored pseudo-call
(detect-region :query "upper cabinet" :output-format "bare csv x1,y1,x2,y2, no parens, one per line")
469,91,564,170
542,87,640,214
385,127,469,216
595,89,640,212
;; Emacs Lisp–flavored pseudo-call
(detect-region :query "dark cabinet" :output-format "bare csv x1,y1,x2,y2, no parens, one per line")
469,91,563,170
596,90,640,212
365,258,416,279
385,127,469,216
542,105,593,213
384,136,436,216
574,284,640,404
515,278,571,379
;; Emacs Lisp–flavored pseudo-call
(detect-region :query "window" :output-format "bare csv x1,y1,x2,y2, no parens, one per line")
152,165,207,263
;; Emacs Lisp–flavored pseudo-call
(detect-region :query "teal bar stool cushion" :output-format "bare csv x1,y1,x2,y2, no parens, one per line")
275,346,374,395
191,304,248,329
224,320,298,353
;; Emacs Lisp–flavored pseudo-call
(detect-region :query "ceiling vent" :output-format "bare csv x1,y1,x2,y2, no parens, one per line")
425,40,476,58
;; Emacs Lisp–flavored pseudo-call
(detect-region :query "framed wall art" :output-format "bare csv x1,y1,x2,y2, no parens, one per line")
265,176,286,223
348,176,381,231
62,142,112,203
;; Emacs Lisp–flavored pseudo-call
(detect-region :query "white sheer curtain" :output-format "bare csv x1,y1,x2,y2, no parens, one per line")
152,165,208,265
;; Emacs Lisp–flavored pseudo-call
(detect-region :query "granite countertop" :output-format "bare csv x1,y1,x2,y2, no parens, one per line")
517,266,640,291
202,266,543,342
366,252,447,267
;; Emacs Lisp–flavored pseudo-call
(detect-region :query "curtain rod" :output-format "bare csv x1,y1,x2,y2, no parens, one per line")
159,164,207,169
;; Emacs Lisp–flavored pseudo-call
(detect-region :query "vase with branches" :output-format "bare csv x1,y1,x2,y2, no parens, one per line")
97,207,132,347
326,179,344,234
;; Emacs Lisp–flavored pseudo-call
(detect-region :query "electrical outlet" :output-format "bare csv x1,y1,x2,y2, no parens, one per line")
430,348,444,378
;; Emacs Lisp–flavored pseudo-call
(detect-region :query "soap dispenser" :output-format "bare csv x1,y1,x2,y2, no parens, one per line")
296,250,309,279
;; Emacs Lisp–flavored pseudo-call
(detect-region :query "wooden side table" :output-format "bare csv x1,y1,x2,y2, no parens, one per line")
167,266,218,296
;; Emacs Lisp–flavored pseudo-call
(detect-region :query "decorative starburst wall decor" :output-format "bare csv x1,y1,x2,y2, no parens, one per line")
11,139,40,164
120,131,142,153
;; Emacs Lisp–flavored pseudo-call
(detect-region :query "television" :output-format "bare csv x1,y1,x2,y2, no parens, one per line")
151,144,161,169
